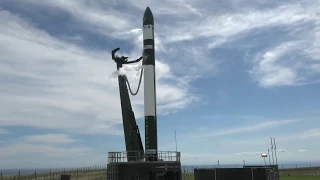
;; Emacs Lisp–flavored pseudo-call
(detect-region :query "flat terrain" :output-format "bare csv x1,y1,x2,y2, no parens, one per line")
183,174,320,180
1,167,320,180
280,176,320,180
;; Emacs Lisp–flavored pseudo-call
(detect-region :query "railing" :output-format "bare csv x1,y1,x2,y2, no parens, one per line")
108,151,181,163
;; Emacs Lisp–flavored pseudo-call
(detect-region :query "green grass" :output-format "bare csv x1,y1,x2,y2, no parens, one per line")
2,168,320,180
182,173,320,180
280,176,320,180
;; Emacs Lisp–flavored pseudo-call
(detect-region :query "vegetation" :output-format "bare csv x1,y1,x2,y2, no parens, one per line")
280,176,320,180
1,167,319,180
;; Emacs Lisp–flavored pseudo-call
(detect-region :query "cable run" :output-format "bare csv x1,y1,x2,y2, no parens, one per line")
125,59,145,96
125,66,144,96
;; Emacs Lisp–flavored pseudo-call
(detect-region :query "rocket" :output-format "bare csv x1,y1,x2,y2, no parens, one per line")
143,7,158,161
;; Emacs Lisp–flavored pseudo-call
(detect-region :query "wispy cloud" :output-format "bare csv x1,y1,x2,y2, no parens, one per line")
233,126,320,147
246,4,320,88
298,149,308,152
234,149,288,156
249,42,303,87
18,0,138,39
5,0,319,85
299,128,320,138
234,152,263,156
0,143,90,158
0,128,8,134
0,9,197,134
198,119,299,137
277,149,289,153
22,134,77,144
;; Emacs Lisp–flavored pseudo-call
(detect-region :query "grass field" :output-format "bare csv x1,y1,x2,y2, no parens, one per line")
1,167,320,180
182,174,320,180
280,176,320,180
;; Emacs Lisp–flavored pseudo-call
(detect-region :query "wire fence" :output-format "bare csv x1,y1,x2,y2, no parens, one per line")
0,165,106,180
1,164,320,180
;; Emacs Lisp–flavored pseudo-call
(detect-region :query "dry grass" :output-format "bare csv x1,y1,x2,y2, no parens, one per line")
182,173,320,180
2,167,320,180
1,169,106,180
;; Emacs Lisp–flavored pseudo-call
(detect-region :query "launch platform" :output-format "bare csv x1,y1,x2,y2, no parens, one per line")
107,151,181,180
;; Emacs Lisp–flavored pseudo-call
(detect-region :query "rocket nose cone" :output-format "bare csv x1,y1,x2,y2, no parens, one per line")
143,7,154,25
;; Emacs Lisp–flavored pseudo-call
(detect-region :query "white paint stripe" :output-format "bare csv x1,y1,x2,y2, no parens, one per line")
143,25,154,40
144,65,156,116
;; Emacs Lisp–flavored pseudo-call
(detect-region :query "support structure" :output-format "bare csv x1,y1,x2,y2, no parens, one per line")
111,48,144,162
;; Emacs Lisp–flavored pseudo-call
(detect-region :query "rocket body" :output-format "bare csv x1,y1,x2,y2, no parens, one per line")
143,7,158,161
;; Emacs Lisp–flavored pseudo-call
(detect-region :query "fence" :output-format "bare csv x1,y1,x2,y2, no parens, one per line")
0,165,107,180
1,164,320,180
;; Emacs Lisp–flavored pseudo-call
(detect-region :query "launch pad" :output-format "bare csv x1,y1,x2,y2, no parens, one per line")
194,165,279,180
107,151,181,180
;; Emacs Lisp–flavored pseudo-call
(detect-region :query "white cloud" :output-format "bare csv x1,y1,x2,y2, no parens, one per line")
165,4,312,43
0,9,197,134
22,134,77,144
249,42,302,87
0,127,8,134
14,0,320,85
234,152,263,156
197,119,299,137
299,128,320,138
298,149,308,152
277,149,289,153
248,37,320,87
0,143,90,158
232,126,320,148
246,3,320,87
126,0,202,16
19,0,138,39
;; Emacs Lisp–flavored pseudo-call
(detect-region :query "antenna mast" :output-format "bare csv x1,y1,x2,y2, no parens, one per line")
273,137,278,165
175,129,178,152
268,149,271,165
270,137,274,165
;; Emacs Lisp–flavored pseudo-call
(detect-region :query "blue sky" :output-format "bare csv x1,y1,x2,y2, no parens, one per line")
1,0,320,169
